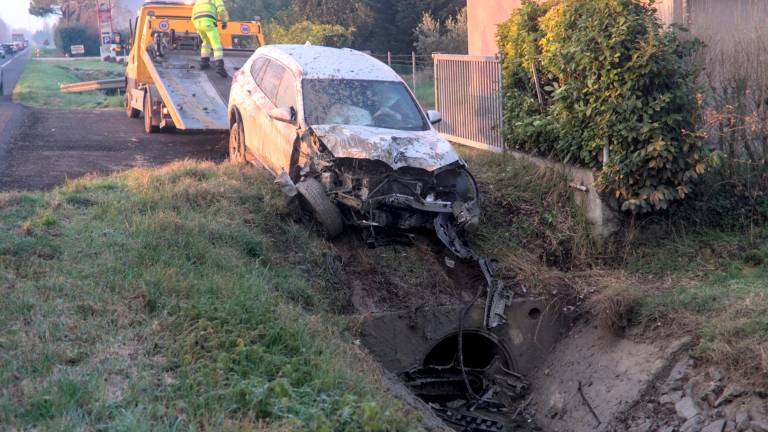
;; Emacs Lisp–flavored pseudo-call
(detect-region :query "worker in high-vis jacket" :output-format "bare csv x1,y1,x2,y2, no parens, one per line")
192,0,230,77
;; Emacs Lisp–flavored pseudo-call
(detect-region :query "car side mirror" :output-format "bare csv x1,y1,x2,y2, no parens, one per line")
427,110,442,125
269,107,296,124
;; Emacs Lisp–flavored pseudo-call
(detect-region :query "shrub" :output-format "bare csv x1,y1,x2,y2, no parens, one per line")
267,21,354,47
54,24,100,56
497,0,716,213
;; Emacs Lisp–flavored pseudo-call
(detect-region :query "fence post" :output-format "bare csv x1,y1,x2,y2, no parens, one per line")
433,54,439,114
387,51,391,66
412,51,417,92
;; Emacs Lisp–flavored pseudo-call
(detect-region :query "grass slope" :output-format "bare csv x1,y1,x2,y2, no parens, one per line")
13,59,124,109
0,162,420,431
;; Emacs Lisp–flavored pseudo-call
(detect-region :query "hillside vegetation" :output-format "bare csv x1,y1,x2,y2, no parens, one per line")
0,161,421,430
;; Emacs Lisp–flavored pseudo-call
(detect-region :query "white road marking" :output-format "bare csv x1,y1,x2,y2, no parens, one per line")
0,52,26,70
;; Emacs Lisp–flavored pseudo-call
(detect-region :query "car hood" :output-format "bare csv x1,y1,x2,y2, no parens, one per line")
311,124,460,171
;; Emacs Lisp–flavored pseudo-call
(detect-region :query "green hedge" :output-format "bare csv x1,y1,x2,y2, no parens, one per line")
497,0,716,213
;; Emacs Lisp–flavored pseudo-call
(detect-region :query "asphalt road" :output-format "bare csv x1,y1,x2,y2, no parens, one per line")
0,49,30,170
0,51,228,192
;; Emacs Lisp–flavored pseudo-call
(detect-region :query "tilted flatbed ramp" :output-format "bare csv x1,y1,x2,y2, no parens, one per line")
145,49,251,131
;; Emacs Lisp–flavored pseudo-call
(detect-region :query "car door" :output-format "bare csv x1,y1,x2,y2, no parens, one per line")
245,59,298,175
267,67,301,174
237,56,268,165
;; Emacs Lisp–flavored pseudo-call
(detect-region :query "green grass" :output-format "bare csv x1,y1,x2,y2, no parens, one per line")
13,59,124,109
397,73,435,110
413,78,435,111
460,148,597,287
31,48,66,58
0,162,422,430
626,226,768,380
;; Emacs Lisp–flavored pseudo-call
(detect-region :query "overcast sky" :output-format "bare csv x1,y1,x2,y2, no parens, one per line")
1,0,58,33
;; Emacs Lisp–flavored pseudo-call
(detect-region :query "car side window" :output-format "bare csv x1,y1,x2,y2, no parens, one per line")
258,61,286,104
274,72,297,109
249,57,268,83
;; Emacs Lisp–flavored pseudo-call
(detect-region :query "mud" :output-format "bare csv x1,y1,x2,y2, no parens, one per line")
337,231,706,432
0,109,226,191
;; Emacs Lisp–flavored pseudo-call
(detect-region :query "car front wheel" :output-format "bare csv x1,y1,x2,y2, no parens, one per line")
296,178,344,240
229,116,247,164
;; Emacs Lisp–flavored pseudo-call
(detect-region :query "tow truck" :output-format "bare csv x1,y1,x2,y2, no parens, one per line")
124,1,265,133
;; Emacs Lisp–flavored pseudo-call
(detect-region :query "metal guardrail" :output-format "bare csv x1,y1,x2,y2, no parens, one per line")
60,78,125,94
433,54,504,152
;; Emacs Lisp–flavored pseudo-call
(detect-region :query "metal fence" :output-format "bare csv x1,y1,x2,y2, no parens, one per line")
433,54,504,152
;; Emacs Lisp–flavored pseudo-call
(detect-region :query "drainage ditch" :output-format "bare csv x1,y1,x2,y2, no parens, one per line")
359,300,568,432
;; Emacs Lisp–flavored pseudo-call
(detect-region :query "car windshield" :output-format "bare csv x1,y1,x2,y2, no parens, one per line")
302,79,428,131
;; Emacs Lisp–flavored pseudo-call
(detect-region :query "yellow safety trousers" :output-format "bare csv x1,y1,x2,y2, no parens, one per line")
194,18,224,61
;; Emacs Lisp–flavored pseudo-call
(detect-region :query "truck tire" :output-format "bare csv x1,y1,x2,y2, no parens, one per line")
125,88,140,119
296,178,344,240
144,92,159,134
229,116,247,164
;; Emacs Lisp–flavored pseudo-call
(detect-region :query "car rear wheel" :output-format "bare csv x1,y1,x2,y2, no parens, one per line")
296,178,344,240
229,117,247,164
144,92,159,134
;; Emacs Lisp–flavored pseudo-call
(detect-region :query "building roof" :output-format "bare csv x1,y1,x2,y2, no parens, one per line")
256,45,402,81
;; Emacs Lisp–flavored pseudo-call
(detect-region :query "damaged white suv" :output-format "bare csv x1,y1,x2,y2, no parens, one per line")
228,45,480,246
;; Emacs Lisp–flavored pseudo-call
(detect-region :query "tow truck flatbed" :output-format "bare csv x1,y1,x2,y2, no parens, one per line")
124,1,265,133
144,49,251,131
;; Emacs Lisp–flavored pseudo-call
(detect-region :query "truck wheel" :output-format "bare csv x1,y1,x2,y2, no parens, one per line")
229,117,247,164
125,89,140,119
144,93,158,134
296,178,344,240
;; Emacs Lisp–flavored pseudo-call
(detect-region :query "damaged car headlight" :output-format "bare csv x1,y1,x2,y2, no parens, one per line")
435,166,481,228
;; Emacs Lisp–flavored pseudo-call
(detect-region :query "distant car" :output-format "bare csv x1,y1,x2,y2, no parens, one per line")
227,45,480,245
0,47,5,59
2,44,15,55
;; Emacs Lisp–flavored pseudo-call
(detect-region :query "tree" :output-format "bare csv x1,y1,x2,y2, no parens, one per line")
289,0,372,29
228,0,292,23
31,0,84,23
391,0,464,53
414,7,467,55
267,21,354,47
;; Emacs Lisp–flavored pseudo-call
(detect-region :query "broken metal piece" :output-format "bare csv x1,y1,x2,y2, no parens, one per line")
434,214,513,329
430,405,504,432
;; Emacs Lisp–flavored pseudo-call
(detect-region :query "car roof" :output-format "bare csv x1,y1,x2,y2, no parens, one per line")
256,45,402,81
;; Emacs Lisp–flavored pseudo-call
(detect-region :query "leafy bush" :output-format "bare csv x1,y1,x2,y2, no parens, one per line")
267,21,354,47
497,0,716,213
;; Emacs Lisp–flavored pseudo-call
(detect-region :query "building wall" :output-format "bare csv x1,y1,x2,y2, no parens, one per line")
467,0,521,56
467,0,684,56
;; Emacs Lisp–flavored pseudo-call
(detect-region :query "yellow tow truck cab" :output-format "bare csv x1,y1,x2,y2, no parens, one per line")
125,1,266,133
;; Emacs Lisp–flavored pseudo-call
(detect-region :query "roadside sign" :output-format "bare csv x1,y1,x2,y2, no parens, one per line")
71,45,85,56
96,0,115,60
